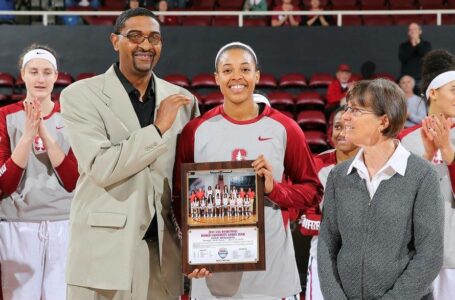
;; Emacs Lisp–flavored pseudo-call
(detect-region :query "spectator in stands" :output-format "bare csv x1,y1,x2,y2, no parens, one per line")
0,0,14,24
0,44,78,300
243,0,267,12
61,8,199,299
271,0,301,27
326,63,352,117
305,0,329,27
318,78,443,300
175,41,323,299
157,0,177,25
399,49,455,300
127,0,141,9
299,106,359,300
398,23,432,89
398,75,426,128
78,0,90,7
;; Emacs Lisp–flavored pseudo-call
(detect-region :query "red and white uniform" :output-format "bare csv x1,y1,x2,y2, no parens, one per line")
301,149,337,300
0,101,78,300
400,125,455,300
175,104,322,299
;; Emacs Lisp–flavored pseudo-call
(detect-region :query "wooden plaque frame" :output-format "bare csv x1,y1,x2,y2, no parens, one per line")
181,160,265,273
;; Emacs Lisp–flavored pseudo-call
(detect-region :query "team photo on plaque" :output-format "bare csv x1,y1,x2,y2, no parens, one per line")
181,161,265,273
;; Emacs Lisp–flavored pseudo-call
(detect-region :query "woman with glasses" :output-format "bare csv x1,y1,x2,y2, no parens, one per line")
299,106,359,300
318,79,443,300
0,44,78,299
174,41,323,299
399,49,455,300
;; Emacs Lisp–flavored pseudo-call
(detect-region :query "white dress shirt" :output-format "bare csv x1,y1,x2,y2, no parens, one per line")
347,142,411,199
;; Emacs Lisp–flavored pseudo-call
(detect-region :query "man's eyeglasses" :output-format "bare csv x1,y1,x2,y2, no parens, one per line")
117,32,163,45
343,105,375,117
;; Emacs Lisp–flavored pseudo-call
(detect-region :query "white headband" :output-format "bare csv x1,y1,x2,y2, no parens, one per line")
215,42,258,69
22,49,57,70
425,71,455,99
253,93,270,106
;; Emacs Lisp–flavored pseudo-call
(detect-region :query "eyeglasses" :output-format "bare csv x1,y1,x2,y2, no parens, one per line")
343,105,375,117
117,32,163,45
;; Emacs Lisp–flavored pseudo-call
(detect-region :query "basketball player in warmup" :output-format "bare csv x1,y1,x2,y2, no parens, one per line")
215,191,222,217
200,196,207,218
214,184,221,199
207,194,214,218
222,192,229,217
244,194,251,217
399,49,455,299
174,41,322,299
0,44,78,299
229,194,236,217
236,193,244,217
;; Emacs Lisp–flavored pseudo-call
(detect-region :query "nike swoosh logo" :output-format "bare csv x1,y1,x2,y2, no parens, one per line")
36,51,45,55
56,126,64,130
258,136,272,141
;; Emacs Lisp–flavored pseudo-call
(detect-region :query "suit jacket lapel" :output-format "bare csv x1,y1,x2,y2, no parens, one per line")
101,65,141,133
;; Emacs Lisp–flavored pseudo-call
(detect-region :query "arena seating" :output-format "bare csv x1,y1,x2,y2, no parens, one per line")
0,68,412,153
59,0,455,26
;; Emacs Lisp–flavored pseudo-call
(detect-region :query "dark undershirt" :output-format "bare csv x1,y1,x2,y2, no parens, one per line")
113,63,159,241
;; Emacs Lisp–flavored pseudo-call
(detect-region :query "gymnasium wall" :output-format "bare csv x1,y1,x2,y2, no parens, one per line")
1,25,455,79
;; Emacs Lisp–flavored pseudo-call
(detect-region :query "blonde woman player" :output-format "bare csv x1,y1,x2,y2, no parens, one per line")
0,44,78,299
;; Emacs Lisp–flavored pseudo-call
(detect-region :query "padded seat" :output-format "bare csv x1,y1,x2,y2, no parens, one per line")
257,73,277,88
279,73,307,88
296,92,325,111
363,15,394,26
304,130,329,153
267,91,295,112
297,110,327,131
164,74,191,88
309,73,333,88
191,73,217,88
204,91,224,110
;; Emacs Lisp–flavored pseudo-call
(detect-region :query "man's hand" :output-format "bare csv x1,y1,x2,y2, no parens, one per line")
154,94,191,134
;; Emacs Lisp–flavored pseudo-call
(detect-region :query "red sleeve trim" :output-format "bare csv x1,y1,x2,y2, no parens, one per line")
0,103,26,195
267,109,323,210
0,159,25,195
54,148,79,192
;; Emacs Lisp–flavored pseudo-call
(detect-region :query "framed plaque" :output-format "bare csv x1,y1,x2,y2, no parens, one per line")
181,160,265,273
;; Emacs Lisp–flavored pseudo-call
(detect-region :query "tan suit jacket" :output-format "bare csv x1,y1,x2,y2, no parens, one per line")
60,65,199,295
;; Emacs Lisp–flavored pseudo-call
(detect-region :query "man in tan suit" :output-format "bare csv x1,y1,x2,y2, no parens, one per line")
61,8,199,300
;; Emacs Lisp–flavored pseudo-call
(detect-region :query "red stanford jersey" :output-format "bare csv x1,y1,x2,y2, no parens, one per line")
399,124,455,268
175,104,322,299
300,149,336,237
0,101,78,221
